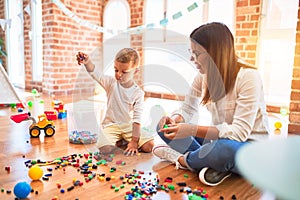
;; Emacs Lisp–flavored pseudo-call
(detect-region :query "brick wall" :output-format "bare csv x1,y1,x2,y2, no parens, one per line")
235,0,300,134
128,0,144,87
24,0,145,96
235,0,261,65
23,0,104,96
288,0,300,134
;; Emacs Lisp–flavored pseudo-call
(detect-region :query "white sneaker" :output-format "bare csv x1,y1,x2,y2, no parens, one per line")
152,145,187,169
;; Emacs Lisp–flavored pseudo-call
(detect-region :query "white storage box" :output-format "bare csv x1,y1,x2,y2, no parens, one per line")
65,100,106,144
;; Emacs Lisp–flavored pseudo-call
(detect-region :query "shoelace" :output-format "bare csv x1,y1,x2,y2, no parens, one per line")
175,161,188,170
158,147,178,161
175,162,181,170
155,147,188,170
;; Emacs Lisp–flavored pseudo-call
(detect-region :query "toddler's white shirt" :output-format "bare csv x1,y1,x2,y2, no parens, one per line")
89,67,144,127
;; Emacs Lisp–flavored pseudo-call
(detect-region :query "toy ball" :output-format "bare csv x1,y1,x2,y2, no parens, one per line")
28,165,43,180
13,181,31,199
274,121,282,129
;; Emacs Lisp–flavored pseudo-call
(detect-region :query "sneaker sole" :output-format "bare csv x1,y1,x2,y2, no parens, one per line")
152,144,170,158
199,167,232,186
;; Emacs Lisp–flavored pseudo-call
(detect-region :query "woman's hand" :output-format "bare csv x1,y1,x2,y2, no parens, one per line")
159,123,179,140
159,123,198,140
158,116,175,129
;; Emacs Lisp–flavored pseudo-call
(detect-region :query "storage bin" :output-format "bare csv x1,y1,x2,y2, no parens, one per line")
65,100,106,144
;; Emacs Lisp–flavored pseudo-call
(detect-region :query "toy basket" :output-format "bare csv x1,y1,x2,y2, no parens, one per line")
65,100,105,144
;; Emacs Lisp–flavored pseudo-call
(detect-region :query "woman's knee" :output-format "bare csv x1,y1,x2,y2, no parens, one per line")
206,139,245,171
177,140,246,171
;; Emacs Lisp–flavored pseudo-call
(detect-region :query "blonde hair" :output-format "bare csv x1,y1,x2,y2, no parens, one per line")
115,48,140,68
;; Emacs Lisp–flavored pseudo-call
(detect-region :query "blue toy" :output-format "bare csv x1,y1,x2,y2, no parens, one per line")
13,181,31,199
58,111,67,119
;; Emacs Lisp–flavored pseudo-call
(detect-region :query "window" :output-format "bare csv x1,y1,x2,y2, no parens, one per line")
5,0,25,87
102,0,130,76
31,0,43,81
258,0,298,107
205,0,235,32
144,0,235,95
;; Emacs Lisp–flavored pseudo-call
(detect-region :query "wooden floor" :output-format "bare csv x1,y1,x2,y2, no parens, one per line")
0,93,264,200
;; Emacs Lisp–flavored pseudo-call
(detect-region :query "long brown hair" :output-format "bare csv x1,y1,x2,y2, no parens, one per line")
190,22,244,105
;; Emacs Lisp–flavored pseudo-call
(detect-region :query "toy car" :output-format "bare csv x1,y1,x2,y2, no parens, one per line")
10,112,55,138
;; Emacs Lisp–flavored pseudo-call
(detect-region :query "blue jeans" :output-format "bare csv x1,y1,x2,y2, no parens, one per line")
157,126,249,174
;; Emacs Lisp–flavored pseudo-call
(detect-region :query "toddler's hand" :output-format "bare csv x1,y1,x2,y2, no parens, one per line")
124,141,139,156
76,52,89,65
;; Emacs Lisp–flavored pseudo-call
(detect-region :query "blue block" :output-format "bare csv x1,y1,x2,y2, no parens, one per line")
58,112,67,119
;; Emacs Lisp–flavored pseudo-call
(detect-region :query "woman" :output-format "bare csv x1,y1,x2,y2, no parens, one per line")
153,22,269,186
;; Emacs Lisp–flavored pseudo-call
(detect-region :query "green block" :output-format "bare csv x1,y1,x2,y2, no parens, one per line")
100,159,107,164
188,194,203,200
96,161,101,165
168,184,175,190
27,101,33,107
10,103,16,108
